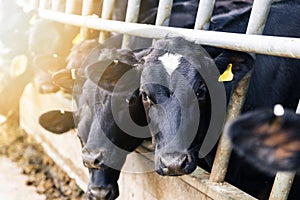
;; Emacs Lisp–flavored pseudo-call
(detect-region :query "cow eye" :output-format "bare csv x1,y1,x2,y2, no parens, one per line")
142,92,150,102
140,91,149,101
196,84,207,100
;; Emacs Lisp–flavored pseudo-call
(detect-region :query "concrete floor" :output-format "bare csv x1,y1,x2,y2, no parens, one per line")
0,156,46,200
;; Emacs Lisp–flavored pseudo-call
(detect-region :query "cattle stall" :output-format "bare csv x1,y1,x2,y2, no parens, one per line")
17,0,300,199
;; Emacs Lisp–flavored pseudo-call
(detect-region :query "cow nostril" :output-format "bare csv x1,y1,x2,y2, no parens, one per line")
93,158,102,166
82,150,105,169
162,167,169,174
88,187,113,200
179,155,189,169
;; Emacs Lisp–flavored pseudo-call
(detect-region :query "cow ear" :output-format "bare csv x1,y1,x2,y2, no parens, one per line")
33,53,65,73
86,59,134,91
52,68,77,94
227,108,300,174
215,51,254,82
39,110,75,134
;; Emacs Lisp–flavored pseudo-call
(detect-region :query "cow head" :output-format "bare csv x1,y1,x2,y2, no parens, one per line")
139,37,227,176
86,168,120,200
78,48,149,170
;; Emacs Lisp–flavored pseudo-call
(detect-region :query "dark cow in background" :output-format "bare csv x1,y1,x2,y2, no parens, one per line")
0,0,34,119
28,18,78,94
228,104,300,174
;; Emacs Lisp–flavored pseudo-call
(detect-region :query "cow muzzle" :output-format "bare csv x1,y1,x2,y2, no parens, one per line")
82,148,106,169
87,184,119,200
156,152,196,176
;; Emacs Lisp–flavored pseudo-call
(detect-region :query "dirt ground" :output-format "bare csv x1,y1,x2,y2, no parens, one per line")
0,115,87,200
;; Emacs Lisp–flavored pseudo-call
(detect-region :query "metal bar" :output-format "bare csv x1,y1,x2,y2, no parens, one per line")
155,0,173,26
121,0,141,49
29,0,39,8
99,0,116,43
51,0,65,12
80,0,97,41
65,0,82,14
209,0,273,183
268,102,300,200
269,171,295,200
209,72,252,183
39,0,51,9
246,0,273,35
37,10,300,59
194,0,216,30
152,0,173,45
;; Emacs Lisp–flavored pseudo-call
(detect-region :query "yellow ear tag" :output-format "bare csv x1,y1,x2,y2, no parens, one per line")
29,14,37,25
218,63,234,82
72,33,81,45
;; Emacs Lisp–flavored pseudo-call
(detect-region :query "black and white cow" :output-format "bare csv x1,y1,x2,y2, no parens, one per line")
139,36,253,176
39,46,149,200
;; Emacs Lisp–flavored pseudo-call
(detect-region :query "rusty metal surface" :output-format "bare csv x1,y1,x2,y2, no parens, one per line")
269,172,296,200
209,72,252,183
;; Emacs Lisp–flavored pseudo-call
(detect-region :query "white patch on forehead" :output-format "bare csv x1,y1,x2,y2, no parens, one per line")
158,53,182,75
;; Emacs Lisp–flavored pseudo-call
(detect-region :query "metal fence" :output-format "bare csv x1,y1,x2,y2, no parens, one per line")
20,0,299,199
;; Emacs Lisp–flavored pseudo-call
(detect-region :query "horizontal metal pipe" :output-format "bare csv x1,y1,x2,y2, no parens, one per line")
38,9,300,59
194,0,215,30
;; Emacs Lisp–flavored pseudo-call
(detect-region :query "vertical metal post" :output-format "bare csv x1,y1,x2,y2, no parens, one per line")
51,0,65,12
80,0,99,41
209,0,273,183
65,0,82,15
99,0,115,43
209,72,252,183
268,101,300,200
65,0,82,40
246,0,273,35
155,0,173,26
194,0,215,30
29,0,39,8
152,0,173,45
39,0,50,9
121,0,141,49
269,172,296,200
